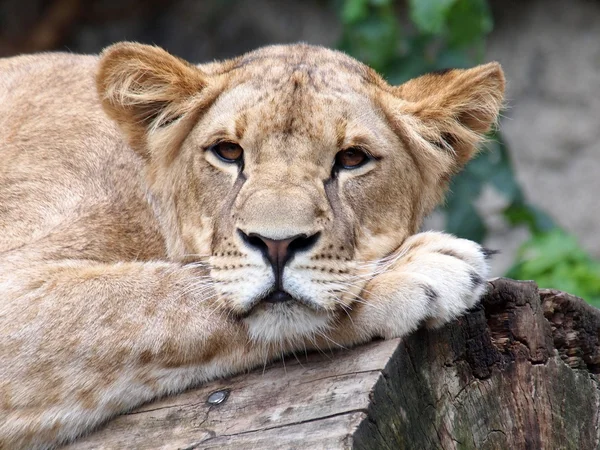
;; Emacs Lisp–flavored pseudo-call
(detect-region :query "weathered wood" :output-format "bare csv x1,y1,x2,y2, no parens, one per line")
66,279,600,449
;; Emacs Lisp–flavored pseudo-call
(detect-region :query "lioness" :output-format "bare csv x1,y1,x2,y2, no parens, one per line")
0,42,504,449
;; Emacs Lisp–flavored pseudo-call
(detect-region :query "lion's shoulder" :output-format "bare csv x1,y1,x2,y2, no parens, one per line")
0,52,165,261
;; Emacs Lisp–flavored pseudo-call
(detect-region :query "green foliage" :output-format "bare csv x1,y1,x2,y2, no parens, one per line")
507,230,600,307
444,133,557,241
339,0,399,73
338,0,492,81
335,0,600,305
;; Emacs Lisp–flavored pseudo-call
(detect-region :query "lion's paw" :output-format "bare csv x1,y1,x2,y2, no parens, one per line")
361,232,491,339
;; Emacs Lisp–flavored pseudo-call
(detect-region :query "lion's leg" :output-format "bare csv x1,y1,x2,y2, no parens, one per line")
0,233,489,448
0,259,267,449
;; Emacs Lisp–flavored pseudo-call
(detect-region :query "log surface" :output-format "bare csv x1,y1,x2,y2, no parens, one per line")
66,279,600,449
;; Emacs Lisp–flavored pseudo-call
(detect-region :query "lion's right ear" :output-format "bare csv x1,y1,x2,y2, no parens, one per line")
97,42,210,160
389,63,505,169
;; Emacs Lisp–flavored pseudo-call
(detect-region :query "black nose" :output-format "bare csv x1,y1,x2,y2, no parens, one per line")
239,230,320,285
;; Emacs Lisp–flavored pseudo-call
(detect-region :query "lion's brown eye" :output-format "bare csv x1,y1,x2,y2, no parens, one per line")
210,142,243,163
335,147,369,170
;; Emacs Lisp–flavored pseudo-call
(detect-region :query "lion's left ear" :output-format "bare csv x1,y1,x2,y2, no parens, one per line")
97,42,210,160
387,62,505,168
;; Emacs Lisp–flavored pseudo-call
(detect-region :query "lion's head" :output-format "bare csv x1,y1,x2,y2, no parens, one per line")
97,43,504,342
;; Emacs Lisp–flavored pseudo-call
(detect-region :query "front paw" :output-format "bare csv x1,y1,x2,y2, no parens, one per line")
361,232,491,338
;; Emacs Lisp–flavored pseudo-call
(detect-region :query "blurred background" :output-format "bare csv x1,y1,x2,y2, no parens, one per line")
2,0,599,305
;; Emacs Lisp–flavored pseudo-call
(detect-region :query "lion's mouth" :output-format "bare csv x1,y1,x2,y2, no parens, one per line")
238,288,326,319
262,289,294,303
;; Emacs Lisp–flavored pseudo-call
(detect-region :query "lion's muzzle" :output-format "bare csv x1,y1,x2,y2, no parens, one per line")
239,230,320,303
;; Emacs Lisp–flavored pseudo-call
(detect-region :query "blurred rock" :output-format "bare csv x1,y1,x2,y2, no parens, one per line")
487,0,600,262
62,0,340,61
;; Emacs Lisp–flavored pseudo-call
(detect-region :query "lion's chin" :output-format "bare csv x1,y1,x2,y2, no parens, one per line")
242,301,330,344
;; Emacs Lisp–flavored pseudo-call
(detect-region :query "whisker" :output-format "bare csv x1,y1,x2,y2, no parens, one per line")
262,344,270,376
307,334,332,360
316,329,347,352
280,350,287,375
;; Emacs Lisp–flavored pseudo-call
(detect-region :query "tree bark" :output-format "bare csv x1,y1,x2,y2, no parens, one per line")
66,279,600,449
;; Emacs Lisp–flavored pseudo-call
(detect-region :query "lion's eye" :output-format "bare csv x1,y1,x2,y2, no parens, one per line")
210,142,244,163
335,147,369,170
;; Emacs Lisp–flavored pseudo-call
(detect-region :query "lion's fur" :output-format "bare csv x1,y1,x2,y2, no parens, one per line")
0,43,503,448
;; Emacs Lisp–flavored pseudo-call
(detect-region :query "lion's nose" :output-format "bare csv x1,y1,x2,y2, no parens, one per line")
239,230,320,280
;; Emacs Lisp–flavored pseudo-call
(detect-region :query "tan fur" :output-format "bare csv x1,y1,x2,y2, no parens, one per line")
0,43,504,448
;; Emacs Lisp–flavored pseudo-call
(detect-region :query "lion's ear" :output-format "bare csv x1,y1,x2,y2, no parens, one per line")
391,62,505,168
97,42,209,160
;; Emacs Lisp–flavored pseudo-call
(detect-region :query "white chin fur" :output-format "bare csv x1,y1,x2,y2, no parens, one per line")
243,302,330,344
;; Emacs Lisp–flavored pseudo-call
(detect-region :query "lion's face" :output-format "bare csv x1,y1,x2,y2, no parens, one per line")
97,43,504,342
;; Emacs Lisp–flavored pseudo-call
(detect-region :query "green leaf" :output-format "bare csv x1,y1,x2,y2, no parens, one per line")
443,171,486,241
409,0,458,34
446,0,493,48
482,137,523,202
342,0,369,24
507,229,600,306
338,12,399,72
433,48,474,70
504,203,556,234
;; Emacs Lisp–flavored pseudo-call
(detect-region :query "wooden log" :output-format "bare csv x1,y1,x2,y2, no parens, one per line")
65,279,600,449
